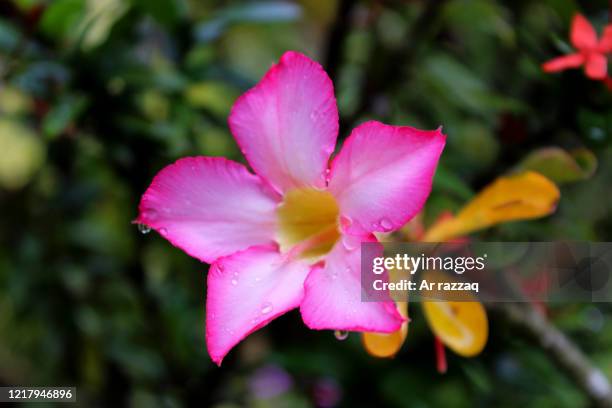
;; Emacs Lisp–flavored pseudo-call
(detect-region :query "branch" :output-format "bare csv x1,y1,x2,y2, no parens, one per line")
492,303,612,408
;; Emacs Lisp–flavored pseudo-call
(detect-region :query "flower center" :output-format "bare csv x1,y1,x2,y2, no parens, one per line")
276,188,340,260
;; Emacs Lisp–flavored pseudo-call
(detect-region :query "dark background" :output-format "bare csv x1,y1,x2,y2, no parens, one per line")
1,0,611,406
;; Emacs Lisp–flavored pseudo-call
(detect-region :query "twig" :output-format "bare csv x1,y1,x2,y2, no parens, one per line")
493,302,612,408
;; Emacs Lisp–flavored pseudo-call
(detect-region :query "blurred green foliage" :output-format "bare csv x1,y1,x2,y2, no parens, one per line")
0,0,611,406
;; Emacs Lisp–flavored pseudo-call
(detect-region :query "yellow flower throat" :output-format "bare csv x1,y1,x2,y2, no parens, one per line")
276,188,340,259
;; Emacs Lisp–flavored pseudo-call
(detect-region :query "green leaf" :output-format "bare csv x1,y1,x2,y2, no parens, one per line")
515,147,598,184
77,0,128,50
41,0,128,50
184,82,238,118
42,95,88,139
419,54,526,116
433,165,474,200
39,0,85,40
195,1,302,42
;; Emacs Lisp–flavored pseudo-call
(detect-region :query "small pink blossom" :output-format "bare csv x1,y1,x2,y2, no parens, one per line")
136,51,446,365
542,13,612,80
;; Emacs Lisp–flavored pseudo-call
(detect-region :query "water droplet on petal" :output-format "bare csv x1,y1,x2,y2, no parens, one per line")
255,277,261,283
342,235,358,251
260,303,273,315
334,330,349,340
380,218,393,230
339,215,353,231
137,223,151,234
159,227,168,237
231,279,238,286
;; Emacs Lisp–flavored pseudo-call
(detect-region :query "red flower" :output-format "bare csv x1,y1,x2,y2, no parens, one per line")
542,13,612,80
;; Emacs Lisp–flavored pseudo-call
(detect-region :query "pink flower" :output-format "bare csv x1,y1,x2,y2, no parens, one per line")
542,13,612,80
136,51,446,365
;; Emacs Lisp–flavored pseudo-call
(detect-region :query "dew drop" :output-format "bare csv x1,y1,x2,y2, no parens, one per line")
380,218,393,230
231,278,238,286
342,235,358,251
159,227,168,237
260,303,273,314
334,330,349,341
137,223,151,234
339,215,353,231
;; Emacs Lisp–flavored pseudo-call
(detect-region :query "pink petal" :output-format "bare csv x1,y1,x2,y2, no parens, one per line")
541,53,585,72
570,13,598,50
229,51,338,193
584,53,607,80
328,121,445,235
136,157,280,263
206,246,311,365
300,234,404,332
